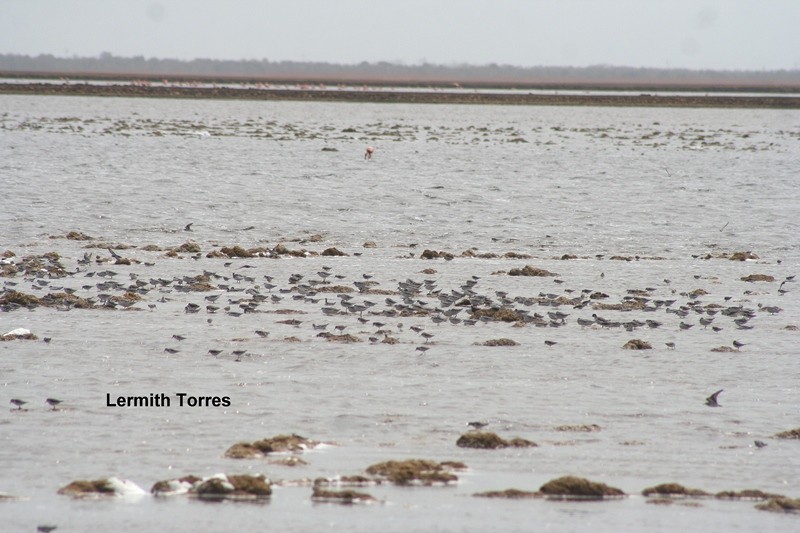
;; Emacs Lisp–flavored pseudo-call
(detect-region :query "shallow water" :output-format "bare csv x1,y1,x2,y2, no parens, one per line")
1,95,799,531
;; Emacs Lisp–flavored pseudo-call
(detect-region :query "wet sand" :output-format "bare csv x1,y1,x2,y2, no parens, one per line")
2,81,800,109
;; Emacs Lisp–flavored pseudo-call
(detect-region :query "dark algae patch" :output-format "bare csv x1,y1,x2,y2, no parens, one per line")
57,479,115,497
224,434,319,459
474,489,541,499
456,432,537,449
539,476,625,500
774,427,800,439
755,497,800,513
311,487,375,504
192,474,272,500
642,483,709,497
364,459,462,486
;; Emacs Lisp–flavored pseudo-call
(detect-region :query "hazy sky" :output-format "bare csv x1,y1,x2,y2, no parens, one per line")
2,0,799,70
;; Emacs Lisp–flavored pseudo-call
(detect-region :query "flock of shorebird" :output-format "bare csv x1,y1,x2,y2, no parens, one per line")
3,240,794,415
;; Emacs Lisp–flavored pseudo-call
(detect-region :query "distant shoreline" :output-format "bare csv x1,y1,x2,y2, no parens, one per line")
2,81,799,109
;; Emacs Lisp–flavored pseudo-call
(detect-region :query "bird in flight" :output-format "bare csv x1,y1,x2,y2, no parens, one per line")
705,389,723,407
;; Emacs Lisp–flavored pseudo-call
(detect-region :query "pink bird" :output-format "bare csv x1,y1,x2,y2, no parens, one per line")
364,146,375,160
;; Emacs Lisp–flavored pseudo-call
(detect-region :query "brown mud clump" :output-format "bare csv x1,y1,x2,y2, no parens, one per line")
365,459,461,486
421,249,454,260
225,434,319,459
456,432,537,449
470,307,523,323
755,497,800,513
1,253,67,278
315,284,354,293
774,427,800,439
741,274,775,282
322,333,361,343
1,290,41,307
321,247,348,256
729,251,759,261
711,346,737,352
508,265,558,277
474,489,541,499
219,245,254,258
311,487,375,504
479,338,519,347
623,339,652,350
58,479,116,497
642,483,709,497
539,476,625,500
187,274,217,291
173,241,201,253
64,231,94,241
151,475,203,495
555,424,601,433
716,489,785,500
192,474,272,500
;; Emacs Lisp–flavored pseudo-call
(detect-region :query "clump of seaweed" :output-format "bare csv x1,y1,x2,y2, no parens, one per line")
741,274,775,282
623,339,652,350
711,346,737,352
219,245,254,258
57,479,115,496
311,487,375,504
57,477,145,498
192,474,272,500
172,241,201,253
456,432,537,449
478,338,519,346
715,489,785,500
224,434,319,459
474,489,541,499
774,427,800,439
729,251,758,261
470,307,523,322
151,475,202,496
322,333,361,343
64,231,94,241
364,459,461,486
642,483,709,497
755,497,800,513
508,265,558,277
539,476,625,500
321,247,348,256
421,249,454,260
555,424,601,433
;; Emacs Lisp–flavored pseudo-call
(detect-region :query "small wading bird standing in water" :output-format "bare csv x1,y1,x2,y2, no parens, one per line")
364,146,375,160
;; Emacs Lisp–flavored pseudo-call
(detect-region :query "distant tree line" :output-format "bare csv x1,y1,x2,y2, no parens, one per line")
1,53,798,89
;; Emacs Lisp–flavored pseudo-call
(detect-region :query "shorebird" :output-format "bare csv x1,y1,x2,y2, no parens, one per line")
705,389,723,407
184,223,193,231
665,342,676,350
754,440,768,448
468,421,488,430
364,146,375,160
544,340,557,347
732,340,746,351
46,398,62,410
10,398,26,410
